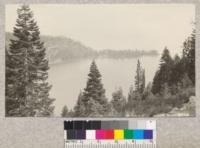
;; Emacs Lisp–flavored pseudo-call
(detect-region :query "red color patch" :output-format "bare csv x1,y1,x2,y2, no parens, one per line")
105,130,114,139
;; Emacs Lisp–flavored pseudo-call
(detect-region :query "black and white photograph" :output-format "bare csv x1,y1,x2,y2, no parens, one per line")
5,4,195,117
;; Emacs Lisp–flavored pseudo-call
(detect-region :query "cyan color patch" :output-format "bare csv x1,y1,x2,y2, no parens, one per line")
134,130,144,139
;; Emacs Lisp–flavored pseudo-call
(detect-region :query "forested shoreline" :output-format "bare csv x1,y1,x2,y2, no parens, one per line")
61,34,195,117
6,5,195,117
6,32,159,65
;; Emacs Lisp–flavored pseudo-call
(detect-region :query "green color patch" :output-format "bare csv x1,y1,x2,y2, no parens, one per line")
124,130,133,139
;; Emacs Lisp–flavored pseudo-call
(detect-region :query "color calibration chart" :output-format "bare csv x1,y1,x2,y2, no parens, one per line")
64,120,156,148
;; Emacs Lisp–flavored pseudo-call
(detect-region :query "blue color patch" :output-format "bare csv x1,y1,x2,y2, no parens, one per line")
133,130,144,139
144,130,153,139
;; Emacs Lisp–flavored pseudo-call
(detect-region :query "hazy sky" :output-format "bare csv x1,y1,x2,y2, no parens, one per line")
6,4,195,55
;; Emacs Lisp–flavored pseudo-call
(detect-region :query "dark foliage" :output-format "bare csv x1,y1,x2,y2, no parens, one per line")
152,47,173,94
73,60,109,117
135,60,145,93
110,88,126,116
6,5,54,116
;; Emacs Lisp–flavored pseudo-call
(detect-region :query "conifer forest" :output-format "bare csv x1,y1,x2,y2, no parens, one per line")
6,4,195,117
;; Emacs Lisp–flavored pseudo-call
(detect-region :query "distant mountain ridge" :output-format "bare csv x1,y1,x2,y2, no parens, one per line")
98,49,158,59
6,32,97,64
6,32,158,64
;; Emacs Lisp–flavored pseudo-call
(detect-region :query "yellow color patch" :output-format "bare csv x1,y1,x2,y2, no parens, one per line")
114,130,124,140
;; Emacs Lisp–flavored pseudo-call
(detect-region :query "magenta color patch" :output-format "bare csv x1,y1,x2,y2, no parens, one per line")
96,130,105,139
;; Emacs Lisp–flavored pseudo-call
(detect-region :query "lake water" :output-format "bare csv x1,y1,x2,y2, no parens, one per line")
48,56,160,116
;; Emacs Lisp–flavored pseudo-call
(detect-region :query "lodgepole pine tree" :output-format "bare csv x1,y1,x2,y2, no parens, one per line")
6,5,54,116
82,60,109,116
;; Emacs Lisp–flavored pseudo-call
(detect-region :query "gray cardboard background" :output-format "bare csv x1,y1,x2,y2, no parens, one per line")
0,0,200,147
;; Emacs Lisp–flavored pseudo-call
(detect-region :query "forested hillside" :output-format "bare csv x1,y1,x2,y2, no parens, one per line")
61,31,195,117
6,32,158,64
6,32,97,64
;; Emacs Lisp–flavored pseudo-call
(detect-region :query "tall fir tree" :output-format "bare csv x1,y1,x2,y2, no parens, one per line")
151,70,161,94
135,59,145,93
141,69,145,93
82,60,109,116
152,47,173,94
182,31,195,84
6,5,54,116
169,54,182,88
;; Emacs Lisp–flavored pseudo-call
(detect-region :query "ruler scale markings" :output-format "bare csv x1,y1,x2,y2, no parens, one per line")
64,120,156,148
